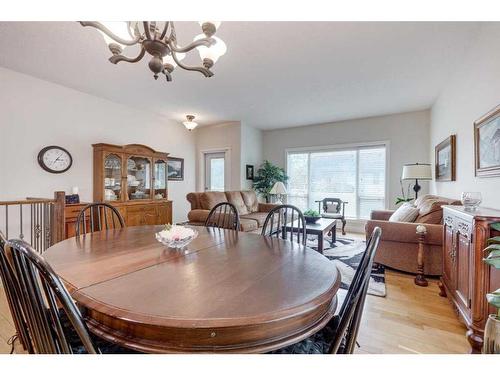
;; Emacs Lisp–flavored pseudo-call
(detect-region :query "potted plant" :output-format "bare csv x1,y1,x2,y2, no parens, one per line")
395,178,414,206
482,222,500,354
303,209,321,224
253,160,288,203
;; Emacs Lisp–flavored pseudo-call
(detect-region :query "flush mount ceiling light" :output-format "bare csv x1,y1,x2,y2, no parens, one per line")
80,21,227,82
183,115,198,131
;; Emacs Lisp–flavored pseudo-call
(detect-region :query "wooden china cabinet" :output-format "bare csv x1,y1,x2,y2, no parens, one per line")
91,143,172,228
440,205,500,353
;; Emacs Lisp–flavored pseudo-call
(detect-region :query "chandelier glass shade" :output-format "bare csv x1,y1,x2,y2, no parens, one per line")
183,115,198,131
80,21,227,82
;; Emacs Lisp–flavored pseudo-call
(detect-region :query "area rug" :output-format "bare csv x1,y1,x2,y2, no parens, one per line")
306,236,386,297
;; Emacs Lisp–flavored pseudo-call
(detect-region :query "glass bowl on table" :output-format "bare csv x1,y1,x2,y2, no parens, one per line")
155,224,198,249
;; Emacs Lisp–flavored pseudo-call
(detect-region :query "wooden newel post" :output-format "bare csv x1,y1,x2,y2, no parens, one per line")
415,224,428,287
52,191,66,245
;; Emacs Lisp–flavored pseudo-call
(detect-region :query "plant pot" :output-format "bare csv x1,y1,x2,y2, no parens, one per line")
483,314,500,354
304,216,320,224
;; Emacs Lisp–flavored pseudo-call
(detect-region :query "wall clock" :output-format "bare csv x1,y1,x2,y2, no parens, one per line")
37,146,73,174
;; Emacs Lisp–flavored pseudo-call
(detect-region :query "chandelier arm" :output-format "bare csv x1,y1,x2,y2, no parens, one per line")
109,46,146,64
170,37,215,53
171,51,213,78
143,21,152,40
159,22,169,40
163,70,172,82
80,21,141,46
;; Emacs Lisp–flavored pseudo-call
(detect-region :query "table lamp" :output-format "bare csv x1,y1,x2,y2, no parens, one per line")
269,181,287,204
402,163,432,199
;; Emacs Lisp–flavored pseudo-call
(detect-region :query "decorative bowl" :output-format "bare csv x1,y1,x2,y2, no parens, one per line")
304,215,321,224
155,225,198,249
461,192,482,211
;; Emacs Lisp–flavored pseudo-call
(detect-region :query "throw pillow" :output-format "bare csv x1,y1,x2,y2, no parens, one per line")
388,203,420,223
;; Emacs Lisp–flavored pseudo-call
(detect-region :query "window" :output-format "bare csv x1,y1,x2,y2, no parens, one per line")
286,144,386,219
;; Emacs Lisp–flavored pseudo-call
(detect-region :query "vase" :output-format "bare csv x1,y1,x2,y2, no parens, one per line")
483,314,500,354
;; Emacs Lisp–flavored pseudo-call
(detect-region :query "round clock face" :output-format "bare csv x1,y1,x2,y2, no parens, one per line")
37,146,73,174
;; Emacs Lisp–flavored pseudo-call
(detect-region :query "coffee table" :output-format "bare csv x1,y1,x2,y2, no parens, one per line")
284,217,337,254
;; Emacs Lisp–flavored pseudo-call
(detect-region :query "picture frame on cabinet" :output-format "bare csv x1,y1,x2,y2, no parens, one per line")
475,105,500,177
435,134,456,181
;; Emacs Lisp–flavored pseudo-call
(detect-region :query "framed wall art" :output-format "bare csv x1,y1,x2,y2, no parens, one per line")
435,134,456,181
167,157,184,181
246,164,254,180
474,105,500,177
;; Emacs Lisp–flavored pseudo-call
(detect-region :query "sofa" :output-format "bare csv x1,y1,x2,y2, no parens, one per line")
186,190,277,232
365,194,461,276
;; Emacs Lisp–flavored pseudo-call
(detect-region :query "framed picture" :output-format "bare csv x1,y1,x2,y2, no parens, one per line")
474,105,500,177
167,157,184,181
246,164,254,180
435,135,456,181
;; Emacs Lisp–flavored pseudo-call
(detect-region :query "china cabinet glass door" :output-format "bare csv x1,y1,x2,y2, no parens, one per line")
127,156,152,200
103,153,122,201
154,159,167,199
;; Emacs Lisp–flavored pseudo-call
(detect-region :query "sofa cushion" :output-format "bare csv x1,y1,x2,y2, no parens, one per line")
199,192,228,210
241,212,268,227
187,209,210,223
414,195,460,224
239,218,259,232
241,190,259,213
225,191,249,215
389,203,420,223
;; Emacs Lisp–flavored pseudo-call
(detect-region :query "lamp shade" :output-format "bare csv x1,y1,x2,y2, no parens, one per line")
402,163,432,180
269,181,287,195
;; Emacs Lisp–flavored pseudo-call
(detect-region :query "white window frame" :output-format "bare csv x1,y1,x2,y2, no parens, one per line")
285,141,390,219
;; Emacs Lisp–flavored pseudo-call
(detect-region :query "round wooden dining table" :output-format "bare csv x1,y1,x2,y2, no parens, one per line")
42,225,341,353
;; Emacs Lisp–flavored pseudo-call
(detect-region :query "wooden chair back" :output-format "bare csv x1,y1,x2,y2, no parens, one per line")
261,205,306,245
328,226,381,354
205,202,240,230
0,232,34,353
8,239,99,354
75,203,124,236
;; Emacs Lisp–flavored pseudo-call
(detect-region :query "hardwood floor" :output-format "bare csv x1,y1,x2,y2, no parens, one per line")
355,271,468,354
0,233,469,354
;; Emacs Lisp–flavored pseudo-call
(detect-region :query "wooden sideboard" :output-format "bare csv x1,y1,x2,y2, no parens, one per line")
64,201,172,239
440,205,500,353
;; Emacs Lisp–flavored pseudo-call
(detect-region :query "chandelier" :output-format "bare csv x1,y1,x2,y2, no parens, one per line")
80,21,227,82
183,115,198,131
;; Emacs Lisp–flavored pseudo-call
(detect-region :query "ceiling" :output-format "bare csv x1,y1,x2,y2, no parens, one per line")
0,21,481,129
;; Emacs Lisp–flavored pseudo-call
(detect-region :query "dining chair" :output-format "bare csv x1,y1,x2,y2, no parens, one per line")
316,198,348,235
271,226,382,354
261,204,306,245
8,238,99,353
75,202,125,236
0,232,33,354
205,202,240,230
8,238,137,354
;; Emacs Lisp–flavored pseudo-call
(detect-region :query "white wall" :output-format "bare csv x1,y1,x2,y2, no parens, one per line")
262,110,431,211
0,67,196,223
240,124,263,190
430,23,500,208
194,121,241,191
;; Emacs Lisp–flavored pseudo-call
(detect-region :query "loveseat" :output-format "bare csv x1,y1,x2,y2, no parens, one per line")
365,194,461,276
186,190,277,232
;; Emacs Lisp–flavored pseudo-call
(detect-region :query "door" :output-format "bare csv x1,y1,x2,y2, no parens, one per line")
204,152,226,191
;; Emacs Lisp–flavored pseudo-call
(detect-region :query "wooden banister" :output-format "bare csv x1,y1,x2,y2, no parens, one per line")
0,191,66,252
52,191,66,244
